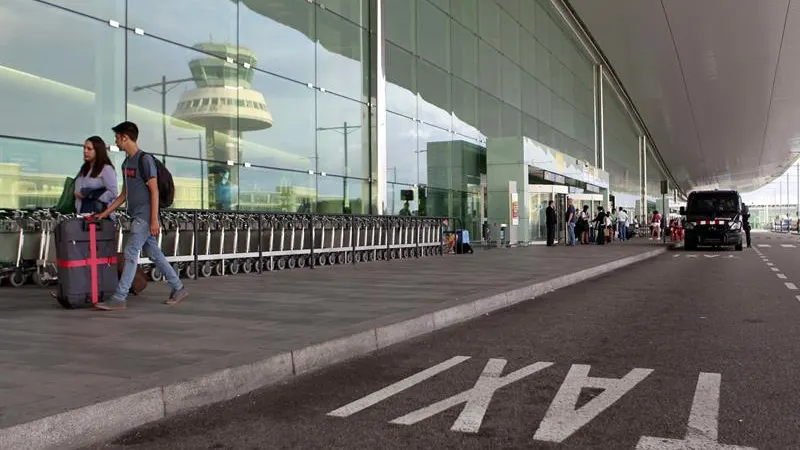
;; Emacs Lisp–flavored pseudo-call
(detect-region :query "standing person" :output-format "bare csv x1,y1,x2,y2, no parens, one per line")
610,208,618,242
579,205,591,244
565,198,577,246
593,207,606,245
650,210,662,240
545,200,557,246
617,208,629,242
94,121,188,310
742,203,752,248
75,136,117,215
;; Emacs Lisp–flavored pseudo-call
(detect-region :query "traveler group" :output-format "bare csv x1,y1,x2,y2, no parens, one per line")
68,121,188,311
548,198,642,246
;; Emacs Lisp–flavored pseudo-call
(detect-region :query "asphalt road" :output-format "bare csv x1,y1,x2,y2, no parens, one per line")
86,236,800,450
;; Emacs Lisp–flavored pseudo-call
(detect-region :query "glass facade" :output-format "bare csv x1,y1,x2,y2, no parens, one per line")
0,0,667,235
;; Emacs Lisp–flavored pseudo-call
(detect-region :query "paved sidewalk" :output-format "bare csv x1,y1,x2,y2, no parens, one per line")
0,240,665,444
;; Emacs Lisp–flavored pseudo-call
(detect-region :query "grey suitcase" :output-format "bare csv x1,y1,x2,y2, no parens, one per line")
54,217,118,309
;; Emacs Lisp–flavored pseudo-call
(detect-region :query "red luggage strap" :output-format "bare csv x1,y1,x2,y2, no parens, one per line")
56,218,116,304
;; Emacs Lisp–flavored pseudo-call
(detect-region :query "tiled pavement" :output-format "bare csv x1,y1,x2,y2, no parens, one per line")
0,240,664,430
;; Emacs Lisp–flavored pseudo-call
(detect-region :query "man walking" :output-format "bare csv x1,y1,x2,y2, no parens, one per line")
546,200,557,246
566,198,576,246
617,208,629,241
95,121,188,310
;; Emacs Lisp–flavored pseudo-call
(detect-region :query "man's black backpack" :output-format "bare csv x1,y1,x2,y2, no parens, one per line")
136,152,175,209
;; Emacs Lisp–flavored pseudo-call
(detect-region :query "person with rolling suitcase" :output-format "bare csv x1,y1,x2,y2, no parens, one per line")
94,121,188,310
53,216,118,308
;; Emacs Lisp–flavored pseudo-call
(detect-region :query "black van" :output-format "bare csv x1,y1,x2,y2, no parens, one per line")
680,190,744,251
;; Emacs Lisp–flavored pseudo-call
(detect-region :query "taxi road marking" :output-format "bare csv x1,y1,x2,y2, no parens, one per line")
636,373,757,450
757,244,771,248
327,356,470,417
390,359,553,433
780,244,796,248
785,283,797,291
328,358,757,448
777,274,787,279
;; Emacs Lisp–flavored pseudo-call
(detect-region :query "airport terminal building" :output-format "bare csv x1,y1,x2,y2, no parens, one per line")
0,0,675,243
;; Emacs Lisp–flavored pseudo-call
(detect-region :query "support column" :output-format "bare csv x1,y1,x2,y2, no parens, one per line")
593,64,605,170
372,0,388,215
640,136,648,221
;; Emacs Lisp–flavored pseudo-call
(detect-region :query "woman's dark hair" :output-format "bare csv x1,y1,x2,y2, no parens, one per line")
80,136,114,178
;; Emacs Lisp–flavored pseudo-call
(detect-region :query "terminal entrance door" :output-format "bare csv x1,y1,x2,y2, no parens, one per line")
528,185,569,243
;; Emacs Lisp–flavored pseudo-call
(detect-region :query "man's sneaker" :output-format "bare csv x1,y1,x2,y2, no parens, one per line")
165,287,188,306
94,298,126,311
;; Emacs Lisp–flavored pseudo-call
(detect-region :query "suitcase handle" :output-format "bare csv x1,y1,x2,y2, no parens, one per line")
82,216,104,232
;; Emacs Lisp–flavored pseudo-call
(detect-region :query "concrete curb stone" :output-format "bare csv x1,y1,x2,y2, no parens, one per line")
0,246,667,450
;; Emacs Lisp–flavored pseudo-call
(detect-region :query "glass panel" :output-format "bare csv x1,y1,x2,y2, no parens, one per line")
417,59,452,130
127,33,238,159
128,0,236,49
501,102,521,138
346,178,370,214
478,41,501,98
316,92,369,178
499,9,520,62
0,138,81,209
239,166,315,212
417,0,450,71
385,42,417,117
451,22,478,85
385,112,417,185
452,78,480,138
522,72,538,117
46,0,124,21
535,40,551,87
239,0,315,84
320,0,368,28
316,175,344,214
164,156,208,210
451,0,478,32
418,124,453,189
500,56,521,108
478,0,500,50
242,71,314,172
478,91,501,138
0,1,125,145
386,182,417,216
316,8,368,101
528,192,550,242
385,0,416,52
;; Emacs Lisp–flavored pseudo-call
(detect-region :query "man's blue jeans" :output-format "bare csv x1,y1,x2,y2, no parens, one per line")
618,223,628,241
567,222,576,246
114,217,182,301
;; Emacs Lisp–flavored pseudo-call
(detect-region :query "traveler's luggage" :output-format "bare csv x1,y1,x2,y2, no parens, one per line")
54,217,118,309
117,252,148,295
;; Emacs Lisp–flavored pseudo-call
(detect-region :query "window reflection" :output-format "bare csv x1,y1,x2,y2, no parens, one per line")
316,92,368,178
239,166,314,212
163,156,208,210
316,8,368,101
128,0,236,50
0,139,82,209
45,0,124,21
239,0,315,84
386,113,418,185
0,0,125,145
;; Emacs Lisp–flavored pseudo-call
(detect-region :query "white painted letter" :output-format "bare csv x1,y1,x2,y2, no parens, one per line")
636,373,757,449
391,359,553,433
327,356,470,417
534,364,653,443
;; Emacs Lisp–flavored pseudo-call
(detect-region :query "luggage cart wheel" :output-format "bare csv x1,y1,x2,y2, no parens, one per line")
287,256,297,270
354,252,363,263
345,252,353,264
32,271,50,287
214,261,225,276
229,260,241,275
365,251,373,262
201,262,213,278
327,253,336,265
261,258,274,272
336,252,345,265
242,259,254,274
317,254,326,266
390,249,398,260
150,267,164,283
184,263,196,279
276,257,287,270
9,270,27,288
296,256,306,268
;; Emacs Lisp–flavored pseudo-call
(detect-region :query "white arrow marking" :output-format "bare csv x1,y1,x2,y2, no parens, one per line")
328,356,470,417
673,254,681,258
757,244,771,248
766,263,774,266
771,268,780,272
777,274,787,279
636,373,757,449
533,365,653,443
781,244,796,248
390,359,553,433
785,282,797,291
704,255,719,259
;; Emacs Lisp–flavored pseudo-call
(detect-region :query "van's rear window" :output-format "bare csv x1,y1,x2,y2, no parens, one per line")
687,193,739,214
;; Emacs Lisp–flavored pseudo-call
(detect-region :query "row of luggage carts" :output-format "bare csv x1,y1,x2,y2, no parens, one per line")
0,208,447,287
